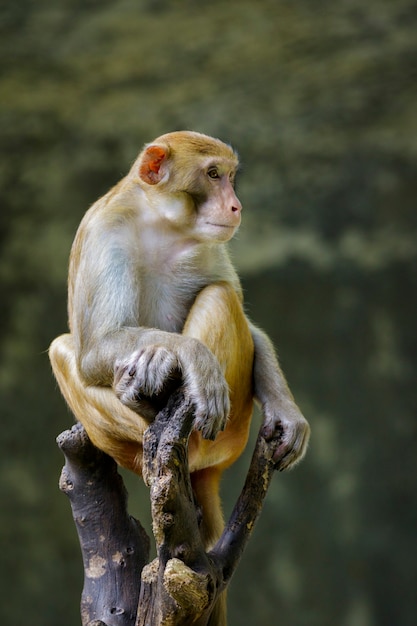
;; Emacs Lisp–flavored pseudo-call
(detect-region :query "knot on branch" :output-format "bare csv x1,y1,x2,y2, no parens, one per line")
164,558,212,613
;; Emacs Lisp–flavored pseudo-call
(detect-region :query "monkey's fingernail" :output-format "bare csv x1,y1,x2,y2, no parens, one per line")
128,366,136,377
261,424,273,439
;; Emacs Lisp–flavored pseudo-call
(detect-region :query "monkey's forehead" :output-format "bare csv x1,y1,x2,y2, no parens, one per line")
148,130,237,161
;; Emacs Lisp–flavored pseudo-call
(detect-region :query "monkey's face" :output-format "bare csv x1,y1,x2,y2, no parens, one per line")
135,131,242,243
189,159,242,243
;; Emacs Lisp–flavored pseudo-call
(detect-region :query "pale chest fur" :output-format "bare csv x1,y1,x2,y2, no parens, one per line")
138,268,206,333
130,219,239,334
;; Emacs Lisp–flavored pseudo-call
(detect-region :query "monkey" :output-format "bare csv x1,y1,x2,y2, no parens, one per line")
49,130,310,625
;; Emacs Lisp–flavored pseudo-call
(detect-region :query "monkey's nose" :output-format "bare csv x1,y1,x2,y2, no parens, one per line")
231,198,242,213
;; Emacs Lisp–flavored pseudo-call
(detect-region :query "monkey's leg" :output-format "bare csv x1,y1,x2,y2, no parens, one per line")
183,282,254,535
190,466,223,548
49,334,145,472
184,283,254,626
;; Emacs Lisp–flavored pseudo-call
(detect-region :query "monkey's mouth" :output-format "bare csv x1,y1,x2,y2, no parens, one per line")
206,222,234,229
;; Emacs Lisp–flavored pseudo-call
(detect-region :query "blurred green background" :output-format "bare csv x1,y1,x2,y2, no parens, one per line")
1,1,416,625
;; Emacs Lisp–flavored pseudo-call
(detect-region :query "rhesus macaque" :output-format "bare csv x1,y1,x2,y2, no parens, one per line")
50,131,309,624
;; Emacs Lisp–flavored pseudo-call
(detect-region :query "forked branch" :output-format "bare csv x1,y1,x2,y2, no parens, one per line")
57,390,282,625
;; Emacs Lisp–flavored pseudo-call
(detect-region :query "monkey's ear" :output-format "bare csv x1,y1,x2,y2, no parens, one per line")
138,145,169,185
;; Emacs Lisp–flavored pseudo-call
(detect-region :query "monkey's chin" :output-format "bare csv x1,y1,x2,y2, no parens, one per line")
204,222,236,242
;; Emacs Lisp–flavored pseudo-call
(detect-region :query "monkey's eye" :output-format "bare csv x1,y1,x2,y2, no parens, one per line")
207,167,220,180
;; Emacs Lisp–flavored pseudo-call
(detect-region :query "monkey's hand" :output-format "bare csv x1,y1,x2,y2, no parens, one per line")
114,339,230,439
179,337,230,440
114,346,182,421
261,398,310,471
250,323,310,470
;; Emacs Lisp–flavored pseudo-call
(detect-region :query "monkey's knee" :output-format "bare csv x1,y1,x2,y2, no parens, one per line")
49,333,75,372
183,282,252,351
186,282,244,325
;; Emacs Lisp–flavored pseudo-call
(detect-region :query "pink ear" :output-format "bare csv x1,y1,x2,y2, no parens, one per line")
139,145,168,184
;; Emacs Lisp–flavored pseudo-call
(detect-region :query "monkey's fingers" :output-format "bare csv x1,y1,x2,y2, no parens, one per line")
261,412,310,471
134,345,179,397
190,383,230,440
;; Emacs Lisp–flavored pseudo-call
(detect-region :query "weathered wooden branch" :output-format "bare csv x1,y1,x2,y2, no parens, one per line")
58,423,150,625
57,390,283,626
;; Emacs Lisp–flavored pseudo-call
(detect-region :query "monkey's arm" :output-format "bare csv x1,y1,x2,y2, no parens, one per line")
70,224,229,439
249,323,310,469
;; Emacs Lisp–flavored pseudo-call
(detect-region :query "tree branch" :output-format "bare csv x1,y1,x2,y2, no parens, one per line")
57,391,284,625
210,432,279,587
57,423,150,626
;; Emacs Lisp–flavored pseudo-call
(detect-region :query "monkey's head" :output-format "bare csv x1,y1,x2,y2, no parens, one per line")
131,131,242,243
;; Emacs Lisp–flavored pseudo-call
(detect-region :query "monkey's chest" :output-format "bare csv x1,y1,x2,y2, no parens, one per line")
139,274,202,333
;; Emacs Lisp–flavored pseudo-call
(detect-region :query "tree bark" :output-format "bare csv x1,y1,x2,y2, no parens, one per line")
57,390,283,625
58,423,150,626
